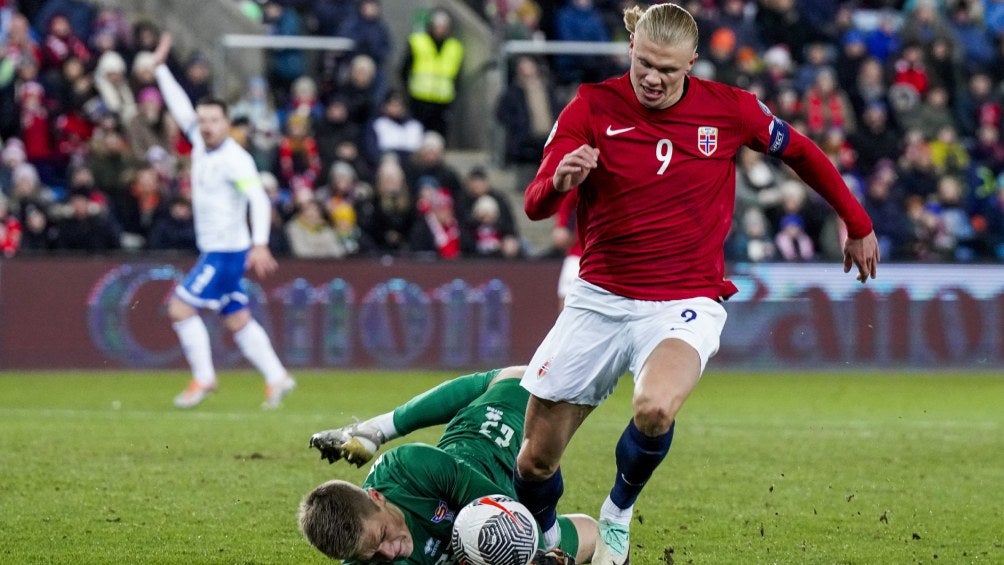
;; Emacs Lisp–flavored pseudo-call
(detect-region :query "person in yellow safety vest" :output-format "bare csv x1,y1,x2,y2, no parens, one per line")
399,7,464,140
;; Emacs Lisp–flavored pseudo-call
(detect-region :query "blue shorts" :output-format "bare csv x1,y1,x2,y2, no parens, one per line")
174,250,250,315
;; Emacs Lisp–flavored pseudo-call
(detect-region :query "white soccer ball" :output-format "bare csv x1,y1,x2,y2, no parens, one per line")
450,494,539,565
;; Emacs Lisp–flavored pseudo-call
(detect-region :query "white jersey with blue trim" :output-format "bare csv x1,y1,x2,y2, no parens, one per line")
187,137,260,252
155,65,271,253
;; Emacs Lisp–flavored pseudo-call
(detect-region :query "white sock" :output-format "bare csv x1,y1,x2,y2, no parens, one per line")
369,412,400,442
234,319,287,385
542,521,561,550
173,316,215,385
600,495,633,526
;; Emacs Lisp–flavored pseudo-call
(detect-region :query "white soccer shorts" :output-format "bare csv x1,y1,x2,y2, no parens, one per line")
556,254,581,299
522,277,727,406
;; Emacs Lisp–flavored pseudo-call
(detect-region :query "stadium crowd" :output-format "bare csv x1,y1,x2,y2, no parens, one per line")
1,0,1003,263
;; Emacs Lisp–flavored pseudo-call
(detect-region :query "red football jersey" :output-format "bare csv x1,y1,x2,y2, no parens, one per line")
525,74,872,301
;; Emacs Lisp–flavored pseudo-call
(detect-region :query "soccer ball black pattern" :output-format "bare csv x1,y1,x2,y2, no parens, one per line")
451,495,539,565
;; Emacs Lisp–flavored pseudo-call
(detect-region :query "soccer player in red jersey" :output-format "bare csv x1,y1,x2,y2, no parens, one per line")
512,4,880,564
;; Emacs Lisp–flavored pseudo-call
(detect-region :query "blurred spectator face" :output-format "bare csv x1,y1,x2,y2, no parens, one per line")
13,165,40,198
8,14,31,44
286,114,310,138
723,0,745,17
2,141,27,168
432,195,455,224
383,95,407,119
19,82,45,111
515,56,540,83
428,10,452,40
473,195,499,224
169,198,193,221
914,1,938,24
330,162,356,194
900,44,925,67
195,103,230,148
780,181,806,213
968,73,992,97
104,130,130,154
804,43,830,66
132,53,158,87
925,86,948,108
857,58,884,88
465,172,490,197
134,167,160,191
17,59,39,83
415,132,446,165
264,1,283,21
517,2,541,31
863,104,888,129
813,69,837,94
350,56,377,88
937,176,963,204
298,200,326,227
376,162,406,196
49,15,71,38
843,35,866,59
292,76,318,102
69,193,91,218
936,125,958,144
323,100,348,125
905,195,929,223
775,87,799,116
186,59,210,85
977,124,1000,145
360,0,381,20
869,166,896,199
25,206,48,233
335,141,360,163
133,22,159,51
92,31,117,54
70,166,96,190
63,57,86,82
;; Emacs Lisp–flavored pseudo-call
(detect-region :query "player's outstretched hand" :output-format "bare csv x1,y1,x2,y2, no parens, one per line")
152,31,172,67
308,422,386,467
843,230,880,283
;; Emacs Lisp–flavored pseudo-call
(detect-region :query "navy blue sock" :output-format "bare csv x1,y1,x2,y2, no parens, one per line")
610,420,675,509
513,466,564,531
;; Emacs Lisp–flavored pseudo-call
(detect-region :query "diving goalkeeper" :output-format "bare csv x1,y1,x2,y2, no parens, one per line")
299,367,597,564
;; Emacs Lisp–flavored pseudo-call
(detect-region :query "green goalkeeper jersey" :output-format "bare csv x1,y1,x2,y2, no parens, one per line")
347,376,577,564
436,376,530,496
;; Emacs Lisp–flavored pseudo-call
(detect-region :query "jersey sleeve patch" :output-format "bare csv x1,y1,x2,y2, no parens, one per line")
767,117,790,157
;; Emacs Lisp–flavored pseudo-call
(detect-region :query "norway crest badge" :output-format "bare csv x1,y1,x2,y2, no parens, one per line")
697,126,718,157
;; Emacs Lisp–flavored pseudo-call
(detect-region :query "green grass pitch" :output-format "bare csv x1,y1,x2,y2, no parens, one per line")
2,370,1002,564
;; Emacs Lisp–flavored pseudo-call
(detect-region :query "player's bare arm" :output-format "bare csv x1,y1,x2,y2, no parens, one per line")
553,145,599,193
843,231,880,283
246,245,278,279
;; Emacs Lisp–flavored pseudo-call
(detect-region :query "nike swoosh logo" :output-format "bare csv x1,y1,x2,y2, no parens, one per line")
606,126,635,136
